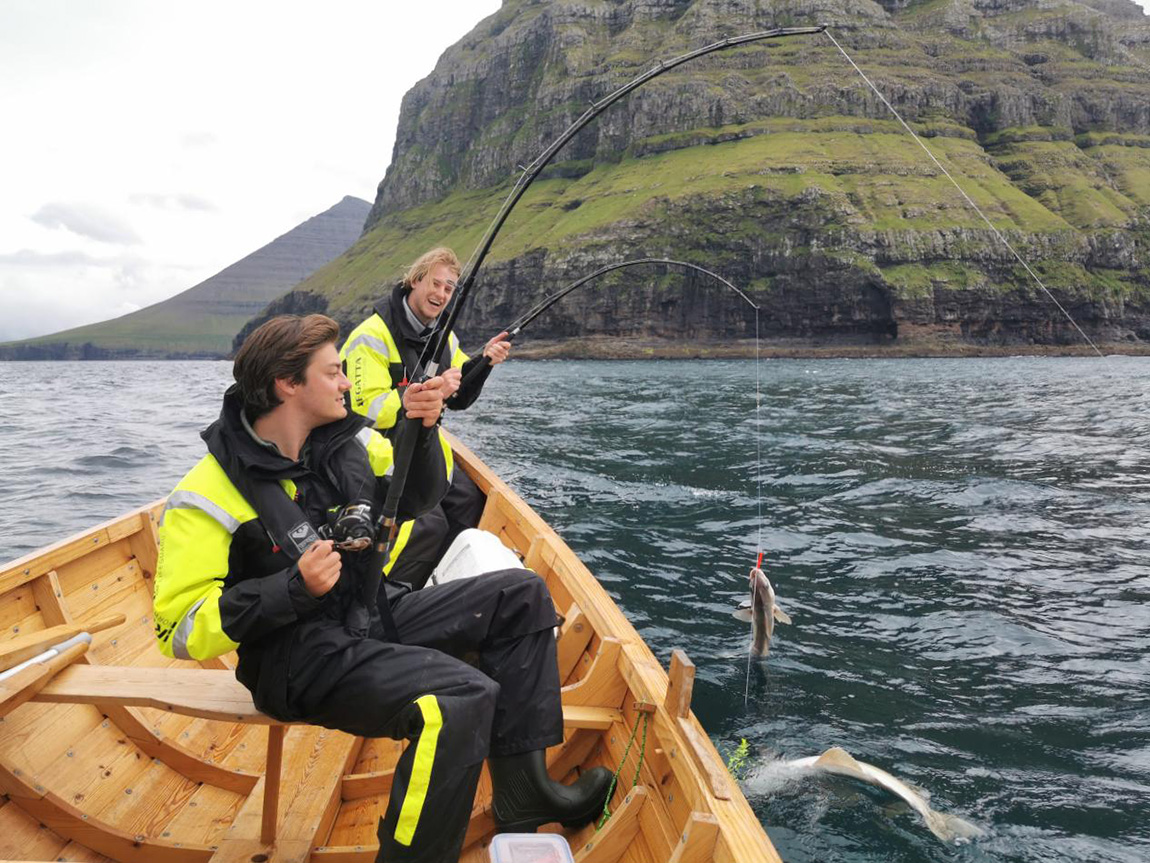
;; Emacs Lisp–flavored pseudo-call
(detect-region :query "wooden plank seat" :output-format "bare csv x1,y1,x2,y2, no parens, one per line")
30,664,625,846
35,665,275,723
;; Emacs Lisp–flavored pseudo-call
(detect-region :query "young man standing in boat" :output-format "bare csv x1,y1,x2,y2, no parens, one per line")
340,247,512,589
152,314,609,862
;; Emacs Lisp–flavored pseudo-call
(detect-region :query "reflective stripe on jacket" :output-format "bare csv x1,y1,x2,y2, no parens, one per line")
341,313,466,431
154,430,414,662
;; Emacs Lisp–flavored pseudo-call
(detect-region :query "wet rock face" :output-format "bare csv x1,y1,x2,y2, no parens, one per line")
342,0,1150,351
442,223,1147,350
367,0,1149,226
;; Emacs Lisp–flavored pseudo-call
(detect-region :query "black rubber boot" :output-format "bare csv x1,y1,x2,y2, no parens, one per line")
488,750,613,833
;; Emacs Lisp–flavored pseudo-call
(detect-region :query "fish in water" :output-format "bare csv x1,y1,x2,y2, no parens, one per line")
784,746,986,843
732,568,791,657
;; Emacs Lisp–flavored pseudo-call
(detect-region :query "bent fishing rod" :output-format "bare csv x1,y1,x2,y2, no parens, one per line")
457,257,760,390
360,25,827,620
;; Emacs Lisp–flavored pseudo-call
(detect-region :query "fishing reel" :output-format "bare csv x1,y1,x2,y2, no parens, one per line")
319,501,375,552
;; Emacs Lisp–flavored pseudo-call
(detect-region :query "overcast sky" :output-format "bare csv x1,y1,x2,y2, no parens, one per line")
0,0,502,342
3,1,1148,344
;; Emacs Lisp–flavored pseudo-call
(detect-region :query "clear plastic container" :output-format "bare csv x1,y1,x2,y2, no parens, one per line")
487,832,575,863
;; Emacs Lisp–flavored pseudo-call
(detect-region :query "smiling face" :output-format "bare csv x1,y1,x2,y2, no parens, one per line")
406,262,458,326
290,342,349,427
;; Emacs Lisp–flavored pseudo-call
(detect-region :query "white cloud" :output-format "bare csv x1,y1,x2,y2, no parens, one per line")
0,0,504,341
129,193,217,212
0,249,104,267
30,202,142,245
2,0,1145,343
0,250,200,342
181,131,218,149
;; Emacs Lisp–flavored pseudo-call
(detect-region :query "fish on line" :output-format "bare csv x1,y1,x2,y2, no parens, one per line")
733,567,792,658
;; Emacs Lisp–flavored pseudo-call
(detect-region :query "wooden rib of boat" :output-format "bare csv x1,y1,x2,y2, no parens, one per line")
0,432,780,863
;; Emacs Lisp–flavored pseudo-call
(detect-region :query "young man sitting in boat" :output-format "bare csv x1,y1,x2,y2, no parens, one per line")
152,314,609,862
340,247,512,589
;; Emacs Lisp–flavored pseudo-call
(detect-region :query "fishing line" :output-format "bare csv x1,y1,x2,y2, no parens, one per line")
746,307,763,707
453,258,760,391
756,309,763,563
741,31,1120,700
823,29,1103,357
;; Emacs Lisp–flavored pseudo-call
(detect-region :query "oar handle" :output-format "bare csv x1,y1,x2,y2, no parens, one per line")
0,612,125,673
0,640,90,709
87,613,127,634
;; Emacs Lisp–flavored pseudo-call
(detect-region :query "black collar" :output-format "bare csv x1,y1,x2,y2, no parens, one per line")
202,386,367,481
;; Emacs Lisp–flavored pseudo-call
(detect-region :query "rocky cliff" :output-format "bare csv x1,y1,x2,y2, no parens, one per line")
0,197,371,360
270,0,1150,355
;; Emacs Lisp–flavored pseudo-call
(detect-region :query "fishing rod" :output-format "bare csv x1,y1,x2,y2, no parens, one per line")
358,25,828,628
457,257,759,391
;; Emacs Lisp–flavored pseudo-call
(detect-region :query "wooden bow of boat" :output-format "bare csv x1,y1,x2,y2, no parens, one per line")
0,433,781,863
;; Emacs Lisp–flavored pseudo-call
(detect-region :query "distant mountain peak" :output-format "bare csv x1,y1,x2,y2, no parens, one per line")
0,196,372,360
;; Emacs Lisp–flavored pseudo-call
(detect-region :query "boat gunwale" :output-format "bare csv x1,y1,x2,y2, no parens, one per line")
0,500,161,595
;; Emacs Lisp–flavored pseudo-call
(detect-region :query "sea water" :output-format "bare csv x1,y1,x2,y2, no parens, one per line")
1,357,1148,862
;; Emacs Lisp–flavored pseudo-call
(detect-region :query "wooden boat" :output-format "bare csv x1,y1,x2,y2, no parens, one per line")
0,433,780,863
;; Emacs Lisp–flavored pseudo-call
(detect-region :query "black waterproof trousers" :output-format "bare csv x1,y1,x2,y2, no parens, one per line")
284,568,563,863
440,468,485,550
387,506,448,589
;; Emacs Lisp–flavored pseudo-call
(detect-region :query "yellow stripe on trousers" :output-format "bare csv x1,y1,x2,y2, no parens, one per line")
383,518,415,576
395,693,443,846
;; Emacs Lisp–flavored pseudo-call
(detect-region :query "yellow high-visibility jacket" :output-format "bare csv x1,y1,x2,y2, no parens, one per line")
340,285,495,456
154,407,444,662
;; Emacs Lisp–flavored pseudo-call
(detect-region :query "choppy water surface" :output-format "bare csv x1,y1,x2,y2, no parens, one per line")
2,358,1148,862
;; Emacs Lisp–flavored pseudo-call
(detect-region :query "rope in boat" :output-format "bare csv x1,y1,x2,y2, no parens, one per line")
823,28,1103,358
596,708,650,829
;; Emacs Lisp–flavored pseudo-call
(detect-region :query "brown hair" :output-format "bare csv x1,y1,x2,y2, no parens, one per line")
233,314,340,418
402,247,461,288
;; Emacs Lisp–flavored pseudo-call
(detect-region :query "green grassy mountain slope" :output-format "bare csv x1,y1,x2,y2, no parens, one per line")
1,196,371,360
265,0,1150,353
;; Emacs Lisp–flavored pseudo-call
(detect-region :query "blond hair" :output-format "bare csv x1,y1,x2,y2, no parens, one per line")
403,247,461,288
